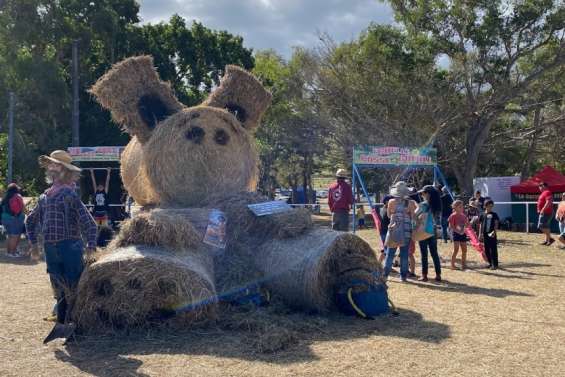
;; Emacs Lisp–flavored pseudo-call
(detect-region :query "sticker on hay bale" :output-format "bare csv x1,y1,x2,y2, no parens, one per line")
73,246,217,331
255,228,384,312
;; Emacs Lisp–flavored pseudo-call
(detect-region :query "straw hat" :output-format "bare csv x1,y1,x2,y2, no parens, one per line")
39,150,81,172
390,181,410,198
335,169,348,178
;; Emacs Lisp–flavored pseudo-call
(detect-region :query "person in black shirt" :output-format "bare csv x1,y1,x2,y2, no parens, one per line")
378,195,393,263
440,186,453,243
90,168,111,227
479,199,500,269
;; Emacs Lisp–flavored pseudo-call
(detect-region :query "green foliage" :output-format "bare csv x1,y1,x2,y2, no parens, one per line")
253,49,330,198
0,1,253,192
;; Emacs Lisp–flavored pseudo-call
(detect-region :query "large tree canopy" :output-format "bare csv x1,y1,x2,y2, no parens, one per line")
0,1,254,192
385,0,565,193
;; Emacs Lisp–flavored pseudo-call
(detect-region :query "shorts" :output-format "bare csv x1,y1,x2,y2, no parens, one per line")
537,214,552,230
358,218,365,226
2,214,24,236
452,232,467,242
94,211,109,226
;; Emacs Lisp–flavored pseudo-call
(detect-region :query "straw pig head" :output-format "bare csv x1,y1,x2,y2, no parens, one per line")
91,56,272,207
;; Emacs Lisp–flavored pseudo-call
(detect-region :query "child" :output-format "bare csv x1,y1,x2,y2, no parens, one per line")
479,200,500,269
556,192,565,250
449,200,470,270
467,199,481,233
356,204,366,229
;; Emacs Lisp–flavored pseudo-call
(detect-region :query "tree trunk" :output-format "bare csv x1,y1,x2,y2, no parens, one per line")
459,117,493,196
520,107,542,181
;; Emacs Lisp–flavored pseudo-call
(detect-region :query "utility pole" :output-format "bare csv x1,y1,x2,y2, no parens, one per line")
7,92,14,185
72,39,80,147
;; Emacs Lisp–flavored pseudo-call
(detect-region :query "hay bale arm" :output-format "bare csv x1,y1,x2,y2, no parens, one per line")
254,229,383,312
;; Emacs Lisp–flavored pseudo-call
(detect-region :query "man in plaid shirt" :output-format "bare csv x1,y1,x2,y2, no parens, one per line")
26,150,97,343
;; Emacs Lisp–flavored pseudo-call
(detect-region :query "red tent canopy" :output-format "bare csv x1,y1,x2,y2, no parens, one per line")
510,166,565,194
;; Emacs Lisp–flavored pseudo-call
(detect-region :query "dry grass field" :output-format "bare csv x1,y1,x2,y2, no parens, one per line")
1,220,564,376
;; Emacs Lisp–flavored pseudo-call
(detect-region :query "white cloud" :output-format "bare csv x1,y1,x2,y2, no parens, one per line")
137,0,394,58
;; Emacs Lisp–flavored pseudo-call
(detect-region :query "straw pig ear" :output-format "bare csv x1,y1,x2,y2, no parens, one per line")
204,65,272,131
90,56,184,143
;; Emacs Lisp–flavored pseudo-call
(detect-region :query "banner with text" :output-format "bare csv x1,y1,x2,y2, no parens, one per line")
353,146,437,167
68,146,125,162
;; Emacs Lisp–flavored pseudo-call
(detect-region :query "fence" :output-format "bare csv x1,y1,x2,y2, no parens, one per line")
290,201,559,234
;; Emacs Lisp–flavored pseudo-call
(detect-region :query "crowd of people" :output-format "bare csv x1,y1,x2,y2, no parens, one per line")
327,169,565,283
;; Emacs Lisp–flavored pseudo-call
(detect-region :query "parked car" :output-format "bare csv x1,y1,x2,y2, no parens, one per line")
316,190,328,199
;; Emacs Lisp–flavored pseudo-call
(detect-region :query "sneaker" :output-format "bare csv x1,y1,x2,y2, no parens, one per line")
540,241,549,246
547,238,555,246
418,276,429,282
408,272,418,279
6,252,22,258
434,275,442,282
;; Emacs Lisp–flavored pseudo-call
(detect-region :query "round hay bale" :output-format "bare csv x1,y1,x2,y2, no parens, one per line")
255,229,383,312
209,192,313,244
109,207,211,253
73,246,217,331
120,138,160,206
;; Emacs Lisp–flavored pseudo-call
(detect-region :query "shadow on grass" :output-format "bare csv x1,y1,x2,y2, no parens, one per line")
410,279,533,298
0,254,40,266
54,307,450,376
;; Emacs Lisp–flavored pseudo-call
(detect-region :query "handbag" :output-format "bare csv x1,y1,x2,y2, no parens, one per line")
412,210,433,242
385,221,405,248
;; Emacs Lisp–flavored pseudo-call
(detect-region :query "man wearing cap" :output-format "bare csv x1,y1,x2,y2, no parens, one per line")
328,169,353,231
26,150,97,343
537,182,555,246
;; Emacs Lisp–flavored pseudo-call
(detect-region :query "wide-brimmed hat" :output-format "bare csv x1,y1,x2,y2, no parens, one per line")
390,181,410,198
39,150,81,172
335,169,348,178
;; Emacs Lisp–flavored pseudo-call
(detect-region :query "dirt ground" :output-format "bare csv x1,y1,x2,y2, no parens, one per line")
1,226,564,377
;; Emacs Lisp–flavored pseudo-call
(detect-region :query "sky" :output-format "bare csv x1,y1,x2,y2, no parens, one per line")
138,0,395,58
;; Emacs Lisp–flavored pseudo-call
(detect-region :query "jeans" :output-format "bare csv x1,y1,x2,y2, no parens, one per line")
441,215,449,242
384,242,410,279
332,210,350,231
484,235,498,267
44,239,84,323
419,236,441,276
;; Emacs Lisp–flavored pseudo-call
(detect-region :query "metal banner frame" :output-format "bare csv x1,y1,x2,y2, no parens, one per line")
351,146,454,233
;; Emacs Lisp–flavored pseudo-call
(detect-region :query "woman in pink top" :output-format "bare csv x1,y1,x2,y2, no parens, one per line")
448,200,470,270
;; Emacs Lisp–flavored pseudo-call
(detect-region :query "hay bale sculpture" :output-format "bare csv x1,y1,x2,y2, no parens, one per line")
73,56,388,331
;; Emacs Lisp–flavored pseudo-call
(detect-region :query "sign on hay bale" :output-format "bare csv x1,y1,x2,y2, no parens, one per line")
247,201,292,216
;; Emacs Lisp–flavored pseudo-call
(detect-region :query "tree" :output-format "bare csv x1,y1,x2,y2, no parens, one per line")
312,25,458,193
385,0,565,193
0,1,254,192
254,49,330,201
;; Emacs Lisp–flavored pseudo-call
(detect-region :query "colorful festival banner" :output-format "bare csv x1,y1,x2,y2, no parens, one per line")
68,146,125,162
353,146,437,167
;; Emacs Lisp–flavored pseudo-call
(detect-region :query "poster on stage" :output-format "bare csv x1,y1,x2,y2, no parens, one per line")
68,146,125,162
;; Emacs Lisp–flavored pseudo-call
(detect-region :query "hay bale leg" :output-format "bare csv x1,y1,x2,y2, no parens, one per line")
73,246,217,331
255,229,383,312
